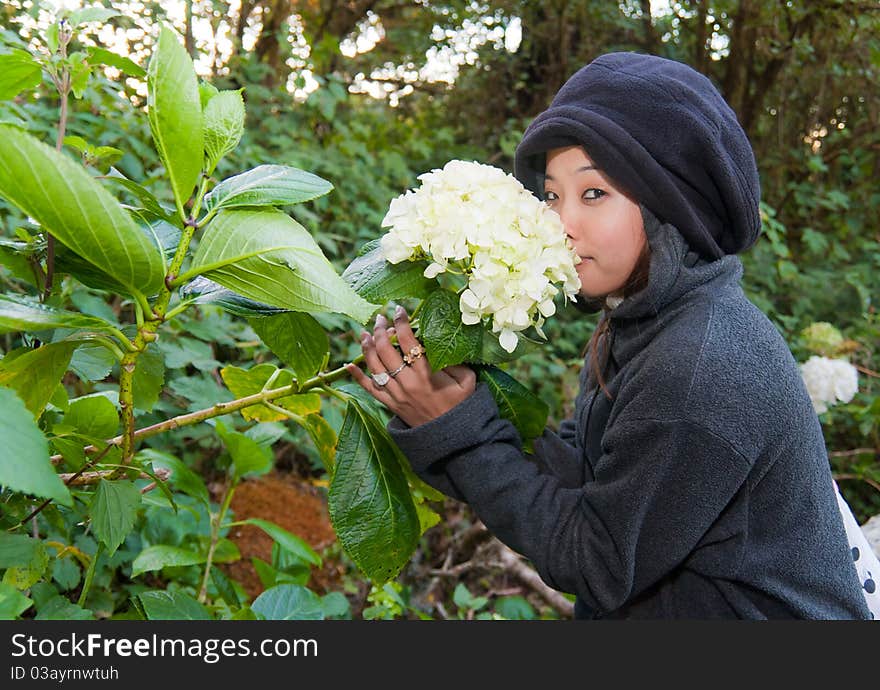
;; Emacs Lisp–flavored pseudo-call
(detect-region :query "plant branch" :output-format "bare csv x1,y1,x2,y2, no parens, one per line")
58,468,171,486
50,355,365,464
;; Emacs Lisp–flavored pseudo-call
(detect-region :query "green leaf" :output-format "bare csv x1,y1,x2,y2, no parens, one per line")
328,400,419,583
203,165,333,213
210,566,240,607
251,584,324,620
199,81,219,109
180,276,288,317
101,168,175,222
216,421,273,479
418,289,483,370
190,209,377,323
0,51,42,100
248,312,329,381
67,7,122,25
35,596,94,620
0,293,122,336
0,125,165,297
302,413,337,474
321,591,351,619
137,590,211,620
342,242,433,303
132,343,165,413
478,365,549,443
86,47,145,77
0,533,40,569
0,341,78,417
2,540,48,590
237,518,321,567
0,582,32,619
219,364,321,422
131,545,204,577
88,480,141,556
146,26,203,213
136,449,210,506
203,90,245,175
68,341,115,382
64,394,119,440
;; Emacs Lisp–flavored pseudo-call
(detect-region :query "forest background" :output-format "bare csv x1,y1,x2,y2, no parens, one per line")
0,0,878,621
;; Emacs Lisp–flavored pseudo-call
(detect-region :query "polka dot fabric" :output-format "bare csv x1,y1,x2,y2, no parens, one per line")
834,481,880,619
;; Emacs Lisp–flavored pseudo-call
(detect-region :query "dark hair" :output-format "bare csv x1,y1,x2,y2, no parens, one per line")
585,240,651,399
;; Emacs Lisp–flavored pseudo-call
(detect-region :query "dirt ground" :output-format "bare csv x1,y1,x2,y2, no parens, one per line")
220,472,346,601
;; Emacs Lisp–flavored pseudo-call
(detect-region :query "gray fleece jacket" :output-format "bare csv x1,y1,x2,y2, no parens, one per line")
388,211,870,620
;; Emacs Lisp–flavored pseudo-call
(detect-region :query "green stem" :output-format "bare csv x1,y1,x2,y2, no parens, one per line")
51,354,367,465
163,298,197,323
198,479,236,603
118,352,137,463
77,542,104,608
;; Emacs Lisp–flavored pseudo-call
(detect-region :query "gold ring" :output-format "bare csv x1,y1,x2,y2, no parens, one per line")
403,344,426,365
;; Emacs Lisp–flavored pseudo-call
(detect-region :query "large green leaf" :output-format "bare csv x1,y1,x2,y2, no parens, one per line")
0,342,79,416
188,209,377,323
328,400,419,583
251,584,324,620
203,90,245,175
146,26,203,213
478,365,549,443
0,125,165,296
341,241,433,303
203,165,333,213
0,294,121,336
0,387,72,506
137,590,211,620
417,289,483,370
248,312,329,381
88,480,141,556
0,51,42,101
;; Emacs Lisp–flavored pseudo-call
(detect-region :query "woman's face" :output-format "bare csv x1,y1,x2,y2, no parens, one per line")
544,146,646,299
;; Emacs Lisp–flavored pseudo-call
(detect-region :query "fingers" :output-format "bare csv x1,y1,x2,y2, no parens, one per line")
445,364,476,385
392,305,431,375
344,361,395,405
371,314,404,371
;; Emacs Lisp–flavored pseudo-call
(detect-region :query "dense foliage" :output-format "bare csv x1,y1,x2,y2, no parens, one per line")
0,1,877,621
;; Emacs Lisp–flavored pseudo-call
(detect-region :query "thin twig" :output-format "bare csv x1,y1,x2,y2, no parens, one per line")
834,473,880,495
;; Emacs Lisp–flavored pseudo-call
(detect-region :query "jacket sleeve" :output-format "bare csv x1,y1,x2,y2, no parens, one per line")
388,383,752,614
388,383,584,499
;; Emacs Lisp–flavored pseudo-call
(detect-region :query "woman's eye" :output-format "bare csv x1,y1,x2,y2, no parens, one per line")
543,191,558,203
583,188,606,201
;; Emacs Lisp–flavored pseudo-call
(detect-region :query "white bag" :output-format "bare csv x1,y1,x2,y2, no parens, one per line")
833,480,879,619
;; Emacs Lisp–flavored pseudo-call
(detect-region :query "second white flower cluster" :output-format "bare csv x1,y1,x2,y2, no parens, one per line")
800,355,858,414
380,160,581,352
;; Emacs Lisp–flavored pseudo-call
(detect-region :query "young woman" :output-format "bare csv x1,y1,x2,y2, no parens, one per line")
345,52,870,619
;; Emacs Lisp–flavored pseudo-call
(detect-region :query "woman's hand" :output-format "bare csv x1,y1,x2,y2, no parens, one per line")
345,305,476,428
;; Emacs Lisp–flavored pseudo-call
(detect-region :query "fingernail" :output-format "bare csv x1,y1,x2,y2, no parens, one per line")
376,314,387,327
386,327,396,336
395,305,405,318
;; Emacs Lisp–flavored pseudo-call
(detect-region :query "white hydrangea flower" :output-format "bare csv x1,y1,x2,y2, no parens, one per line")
800,355,859,414
380,160,581,352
